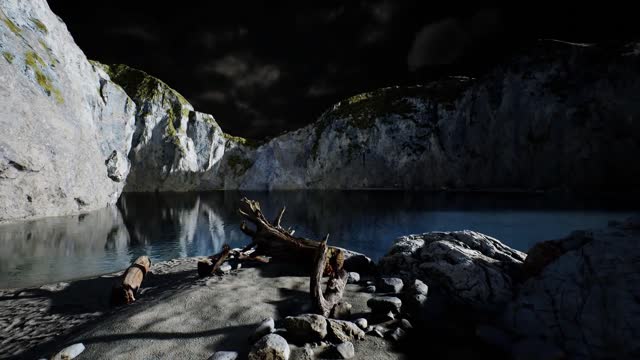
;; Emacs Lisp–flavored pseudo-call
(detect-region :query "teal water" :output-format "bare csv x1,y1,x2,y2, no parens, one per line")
0,191,637,288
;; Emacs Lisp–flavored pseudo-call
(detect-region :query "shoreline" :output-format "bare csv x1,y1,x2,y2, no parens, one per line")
2,188,639,226
1,254,407,360
2,218,639,359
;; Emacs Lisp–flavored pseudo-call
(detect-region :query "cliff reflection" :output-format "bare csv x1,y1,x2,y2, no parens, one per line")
1,191,636,288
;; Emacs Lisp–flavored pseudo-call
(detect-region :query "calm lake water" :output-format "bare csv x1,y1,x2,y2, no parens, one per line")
0,191,638,288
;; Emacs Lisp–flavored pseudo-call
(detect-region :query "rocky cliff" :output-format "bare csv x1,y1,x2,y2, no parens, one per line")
239,41,640,190
105,40,640,192
0,0,135,222
99,64,256,192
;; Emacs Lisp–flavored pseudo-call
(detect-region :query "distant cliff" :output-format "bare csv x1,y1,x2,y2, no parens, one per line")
0,0,135,222
106,40,640,192
239,41,640,190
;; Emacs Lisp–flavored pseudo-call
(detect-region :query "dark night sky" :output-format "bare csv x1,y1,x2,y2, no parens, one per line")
48,1,639,140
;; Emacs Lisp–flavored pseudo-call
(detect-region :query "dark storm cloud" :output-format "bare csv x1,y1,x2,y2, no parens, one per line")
407,18,468,70
108,26,159,43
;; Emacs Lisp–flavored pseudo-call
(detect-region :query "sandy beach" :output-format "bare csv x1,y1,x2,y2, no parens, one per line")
1,257,406,359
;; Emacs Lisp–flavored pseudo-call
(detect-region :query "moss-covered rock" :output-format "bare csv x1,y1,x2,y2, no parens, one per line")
2,15,21,36
24,50,63,103
2,51,14,64
29,17,47,34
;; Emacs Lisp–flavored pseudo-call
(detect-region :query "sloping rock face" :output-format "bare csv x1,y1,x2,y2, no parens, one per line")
101,64,257,192
237,41,640,190
502,218,640,359
0,0,135,222
379,231,526,311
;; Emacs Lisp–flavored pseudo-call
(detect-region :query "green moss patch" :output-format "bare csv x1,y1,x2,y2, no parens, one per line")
223,133,260,148
226,154,253,175
30,18,48,34
2,16,21,36
104,63,192,108
38,39,57,65
25,51,63,104
323,88,418,129
2,51,14,64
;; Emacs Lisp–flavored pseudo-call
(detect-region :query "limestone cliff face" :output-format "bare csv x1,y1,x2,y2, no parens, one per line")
100,64,256,192
239,41,640,190
0,0,136,222
103,41,640,192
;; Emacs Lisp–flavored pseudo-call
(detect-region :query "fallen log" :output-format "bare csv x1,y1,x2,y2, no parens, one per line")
238,197,344,275
197,244,232,277
310,236,349,317
111,256,151,306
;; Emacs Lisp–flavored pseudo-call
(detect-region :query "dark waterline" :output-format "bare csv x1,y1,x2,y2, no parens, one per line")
0,191,638,288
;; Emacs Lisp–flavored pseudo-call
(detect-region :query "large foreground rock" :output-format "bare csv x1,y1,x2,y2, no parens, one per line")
0,0,135,222
379,230,526,310
502,218,640,359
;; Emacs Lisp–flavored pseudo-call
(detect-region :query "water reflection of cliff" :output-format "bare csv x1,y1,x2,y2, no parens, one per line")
1,191,636,288
0,206,130,288
118,192,246,259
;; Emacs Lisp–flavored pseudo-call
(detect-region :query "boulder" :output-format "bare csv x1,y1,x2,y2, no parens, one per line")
51,343,85,360
378,277,403,293
399,319,412,330
330,301,352,319
248,334,290,360
366,296,402,314
503,222,640,359
379,231,526,311
368,326,385,338
251,318,275,342
326,319,365,342
338,247,375,274
282,314,327,342
208,351,239,360
410,279,429,296
334,342,355,359
353,318,368,330
346,272,360,284
0,0,136,222
387,327,406,342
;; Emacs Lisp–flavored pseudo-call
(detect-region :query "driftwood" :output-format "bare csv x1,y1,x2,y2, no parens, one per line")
111,256,151,306
198,244,271,277
310,236,348,317
238,197,344,275
197,244,232,277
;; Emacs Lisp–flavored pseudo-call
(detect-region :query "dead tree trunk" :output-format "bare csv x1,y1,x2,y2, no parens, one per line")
310,236,348,317
111,256,151,306
238,197,344,275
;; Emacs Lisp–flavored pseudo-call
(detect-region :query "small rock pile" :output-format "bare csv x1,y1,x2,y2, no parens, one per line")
208,269,425,359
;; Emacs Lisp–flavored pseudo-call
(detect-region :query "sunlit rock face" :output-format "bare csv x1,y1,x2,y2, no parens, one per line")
239,41,640,190
101,40,640,192
0,0,135,222
100,63,256,192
